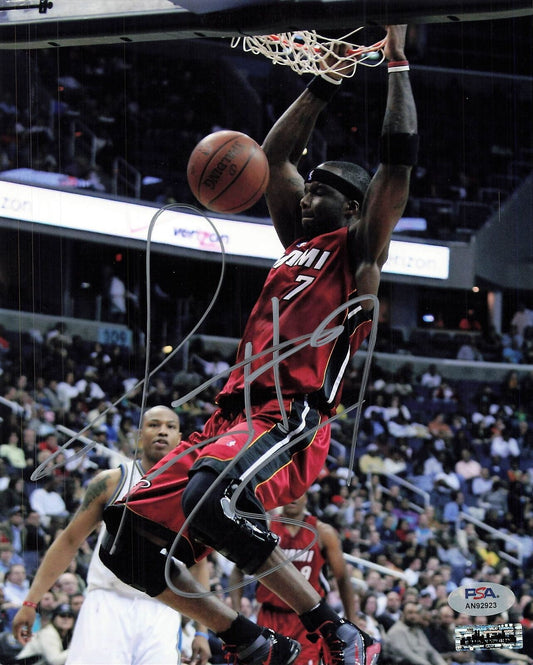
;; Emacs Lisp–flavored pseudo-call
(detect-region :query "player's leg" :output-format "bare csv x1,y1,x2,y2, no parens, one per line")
156,567,301,665
99,505,301,665
129,596,184,665
255,550,381,665
66,589,138,665
181,401,380,665
183,473,379,665
259,607,321,665
181,397,328,572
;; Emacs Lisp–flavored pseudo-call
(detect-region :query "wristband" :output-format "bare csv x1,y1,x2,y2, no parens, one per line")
388,60,410,72
306,75,341,102
195,631,209,639
379,133,419,166
23,600,38,609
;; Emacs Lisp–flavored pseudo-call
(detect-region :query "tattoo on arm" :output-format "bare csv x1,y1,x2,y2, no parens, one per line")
79,476,109,512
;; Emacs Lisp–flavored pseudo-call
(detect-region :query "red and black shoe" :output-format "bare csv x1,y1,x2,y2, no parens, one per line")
223,628,301,665
312,618,380,665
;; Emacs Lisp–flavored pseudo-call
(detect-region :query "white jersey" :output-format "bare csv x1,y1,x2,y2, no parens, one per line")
85,459,148,597
67,460,182,665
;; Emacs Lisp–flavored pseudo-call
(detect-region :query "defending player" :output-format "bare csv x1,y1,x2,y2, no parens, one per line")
99,23,417,665
230,494,358,665
12,406,211,665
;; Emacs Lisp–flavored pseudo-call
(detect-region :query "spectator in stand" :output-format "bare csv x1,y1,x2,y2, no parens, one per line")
75,369,106,405
442,490,469,533
424,605,473,663
33,590,58,632
2,563,29,622
0,324,11,361
88,342,111,372
413,512,435,547
432,460,461,518
471,467,496,499
0,430,27,473
470,402,496,441
0,506,25,557
420,364,442,389
402,556,422,587
428,413,453,442
0,477,31,516
85,399,109,431
102,267,137,324
376,590,402,633
69,592,85,617
377,514,397,547
358,444,385,476
418,589,434,613
45,322,72,349
456,339,483,361
382,449,408,476
517,419,533,452
29,477,68,528
478,324,503,362
523,327,533,365
383,601,447,665
490,425,520,468
511,302,533,338
384,394,411,424
501,370,521,408
16,601,76,664
53,572,85,604
458,309,482,331
193,350,230,391
454,448,482,486
360,593,385,644
478,479,508,522
146,377,171,408
56,372,80,412
431,382,457,403
501,330,524,364
21,510,48,576
0,544,23,578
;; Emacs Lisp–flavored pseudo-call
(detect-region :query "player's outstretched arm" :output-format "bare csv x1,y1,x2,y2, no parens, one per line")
262,90,325,247
12,468,120,644
317,520,357,624
351,25,418,300
262,43,351,248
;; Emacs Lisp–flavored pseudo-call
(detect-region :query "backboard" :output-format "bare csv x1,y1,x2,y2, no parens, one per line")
0,0,532,49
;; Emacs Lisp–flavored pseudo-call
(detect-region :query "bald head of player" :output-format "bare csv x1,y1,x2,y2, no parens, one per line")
140,405,182,467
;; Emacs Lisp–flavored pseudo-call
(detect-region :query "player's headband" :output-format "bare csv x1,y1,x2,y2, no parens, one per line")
306,167,364,204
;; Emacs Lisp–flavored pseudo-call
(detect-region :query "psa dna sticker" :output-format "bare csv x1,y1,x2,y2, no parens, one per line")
448,582,515,616
455,623,523,651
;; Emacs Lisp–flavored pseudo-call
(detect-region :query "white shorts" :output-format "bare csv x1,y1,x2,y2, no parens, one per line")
66,588,181,665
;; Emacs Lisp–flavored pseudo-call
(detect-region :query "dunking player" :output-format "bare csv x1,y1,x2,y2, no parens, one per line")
100,23,417,665
12,407,211,665
230,494,357,665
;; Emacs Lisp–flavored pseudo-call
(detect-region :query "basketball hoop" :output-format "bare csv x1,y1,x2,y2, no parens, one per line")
231,28,386,78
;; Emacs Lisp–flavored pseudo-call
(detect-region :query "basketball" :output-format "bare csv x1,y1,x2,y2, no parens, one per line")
187,130,269,214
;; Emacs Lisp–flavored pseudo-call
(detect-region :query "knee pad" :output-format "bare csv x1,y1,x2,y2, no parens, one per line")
182,470,278,574
100,504,180,597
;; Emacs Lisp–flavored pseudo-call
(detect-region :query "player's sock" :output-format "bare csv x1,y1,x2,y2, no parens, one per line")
218,614,262,647
219,615,300,665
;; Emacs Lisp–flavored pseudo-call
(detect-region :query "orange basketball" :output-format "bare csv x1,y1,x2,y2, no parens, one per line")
187,130,269,214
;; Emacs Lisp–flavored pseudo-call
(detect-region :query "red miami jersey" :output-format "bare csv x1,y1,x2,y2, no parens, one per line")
256,514,328,610
218,227,372,414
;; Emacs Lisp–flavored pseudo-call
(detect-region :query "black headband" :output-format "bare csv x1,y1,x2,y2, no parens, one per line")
306,167,364,203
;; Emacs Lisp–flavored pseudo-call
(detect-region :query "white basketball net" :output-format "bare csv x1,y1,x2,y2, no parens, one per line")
231,28,386,78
